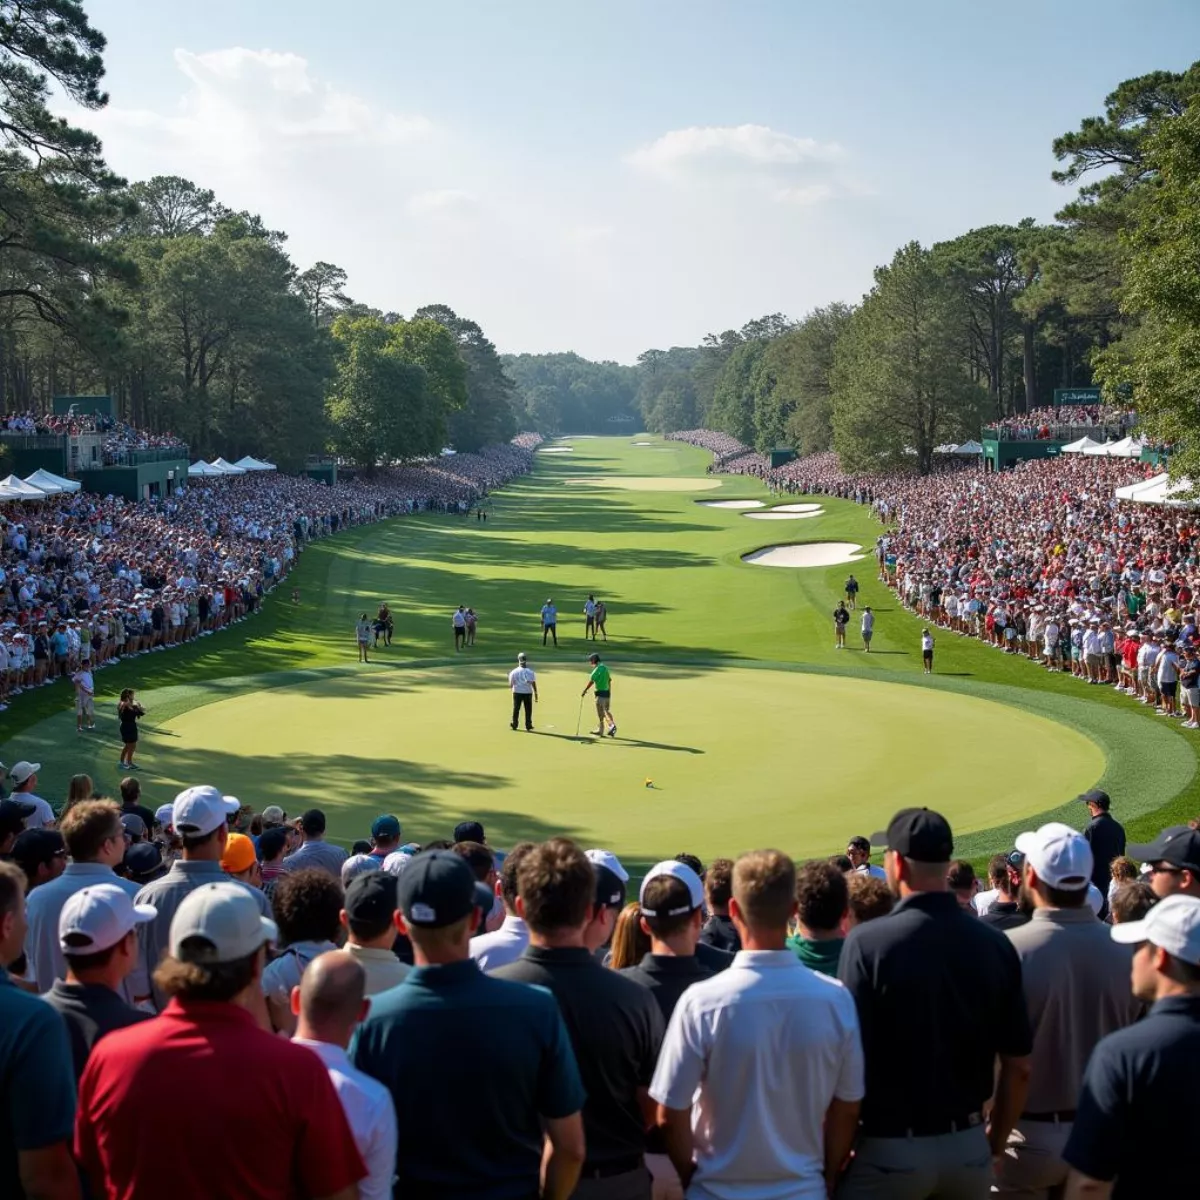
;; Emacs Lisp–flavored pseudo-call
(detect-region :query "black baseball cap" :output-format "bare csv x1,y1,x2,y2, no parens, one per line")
300,809,326,835
454,821,485,844
11,828,64,871
124,841,167,884
345,872,399,925
1128,826,1200,874
0,798,35,836
594,864,626,910
1079,789,1111,811
397,851,493,928
257,827,290,860
587,653,601,664
870,807,954,863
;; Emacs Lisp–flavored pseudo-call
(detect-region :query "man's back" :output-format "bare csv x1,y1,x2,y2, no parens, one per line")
1084,813,1126,890
620,953,712,1023
838,892,1031,1129
76,997,364,1200
496,946,664,1167
42,981,151,1080
285,839,347,878
352,958,583,1198
1006,909,1141,1111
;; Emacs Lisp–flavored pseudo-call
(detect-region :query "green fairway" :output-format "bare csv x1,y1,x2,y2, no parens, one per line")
5,435,1199,868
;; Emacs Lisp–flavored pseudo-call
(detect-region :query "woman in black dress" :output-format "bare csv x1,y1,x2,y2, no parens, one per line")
118,687,145,770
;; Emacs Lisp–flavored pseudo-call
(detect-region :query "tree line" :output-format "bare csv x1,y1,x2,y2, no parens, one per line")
508,62,1200,476
0,3,514,470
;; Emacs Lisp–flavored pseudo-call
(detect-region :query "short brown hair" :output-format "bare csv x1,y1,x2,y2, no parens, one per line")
155,948,261,1002
119,777,140,804
1111,881,1157,925
795,860,848,934
60,800,122,861
947,860,976,892
847,874,894,924
499,842,535,908
517,837,593,934
732,850,795,931
1109,856,1139,883
0,860,25,920
705,858,734,909
452,841,495,883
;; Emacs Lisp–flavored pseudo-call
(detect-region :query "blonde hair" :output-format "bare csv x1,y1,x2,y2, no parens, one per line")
607,901,650,970
62,773,94,816
733,849,796,931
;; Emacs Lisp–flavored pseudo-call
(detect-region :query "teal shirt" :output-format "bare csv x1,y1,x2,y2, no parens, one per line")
786,934,845,978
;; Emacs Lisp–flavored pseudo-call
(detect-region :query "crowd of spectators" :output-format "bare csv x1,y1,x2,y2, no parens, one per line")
0,781,1196,1199
985,405,1137,442
0,437,541,711
0,411,190,462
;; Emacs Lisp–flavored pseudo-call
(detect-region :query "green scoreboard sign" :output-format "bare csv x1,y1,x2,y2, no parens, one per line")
1053,387,1101,406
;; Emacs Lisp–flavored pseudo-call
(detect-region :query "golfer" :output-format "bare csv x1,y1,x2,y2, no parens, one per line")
356,613,371,662
861,606,874,652
834,601,850,649
595,599,608,641
452,605,467,652
581,652,617,738
508,653,537,732
584,594,597,640
540,598,558,647
845,573,859,609
922,628,935,674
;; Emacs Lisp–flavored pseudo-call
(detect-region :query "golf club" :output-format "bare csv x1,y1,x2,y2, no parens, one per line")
575,692,584,739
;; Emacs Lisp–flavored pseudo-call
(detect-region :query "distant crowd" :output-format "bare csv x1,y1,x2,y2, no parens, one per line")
0,411,190,462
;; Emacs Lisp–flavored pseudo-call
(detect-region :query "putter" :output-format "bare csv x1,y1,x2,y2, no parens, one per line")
575,693,584,739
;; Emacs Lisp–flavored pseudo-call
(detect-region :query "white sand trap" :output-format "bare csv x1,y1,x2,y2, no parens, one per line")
632,441,654,446
743,542,865,568
537,447,574,453
699,499,765,509
565,476,722,492
770,502,823,513
743,509,825,520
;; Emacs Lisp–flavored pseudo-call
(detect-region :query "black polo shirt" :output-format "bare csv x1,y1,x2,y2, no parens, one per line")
1083,813,1126,891
699,914,741,954
495,945,664,1169
838,891,1032,1134
980,901,1030,932
1063,994,1200,1197
42,980,151,1080
694,939,734,973
620,953,713,1023
351,957,584,1199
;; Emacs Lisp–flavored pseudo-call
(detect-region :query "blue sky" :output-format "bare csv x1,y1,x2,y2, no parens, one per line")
77,0,1200,362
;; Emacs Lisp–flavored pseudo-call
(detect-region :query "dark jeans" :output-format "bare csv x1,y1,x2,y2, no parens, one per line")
512,692,533,729
543,623,557,645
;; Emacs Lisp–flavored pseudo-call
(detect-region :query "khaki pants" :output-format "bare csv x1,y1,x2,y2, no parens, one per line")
992,1120,1071,1199
836,1127,991,1200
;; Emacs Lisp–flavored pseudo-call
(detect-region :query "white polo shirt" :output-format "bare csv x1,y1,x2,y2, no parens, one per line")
468,913,529,973
650,949,864,1200
508,666,536,694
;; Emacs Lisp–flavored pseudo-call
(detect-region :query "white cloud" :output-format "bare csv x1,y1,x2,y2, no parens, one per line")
627,123,851,205
407,189,478,216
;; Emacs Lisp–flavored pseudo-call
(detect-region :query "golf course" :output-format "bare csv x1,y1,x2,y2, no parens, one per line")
5,437,1197,875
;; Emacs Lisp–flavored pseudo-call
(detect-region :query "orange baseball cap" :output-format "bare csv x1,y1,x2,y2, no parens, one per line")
220,832,257,875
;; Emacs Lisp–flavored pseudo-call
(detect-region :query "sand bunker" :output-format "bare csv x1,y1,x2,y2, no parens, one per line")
770,503,823,513
536,447,574,454
565,476,722,492
632,441,654,446
743,509,825,520
698,499,765,510
743,542,865,568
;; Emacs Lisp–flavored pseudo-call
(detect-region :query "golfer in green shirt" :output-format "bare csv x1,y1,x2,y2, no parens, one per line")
581,652,617,738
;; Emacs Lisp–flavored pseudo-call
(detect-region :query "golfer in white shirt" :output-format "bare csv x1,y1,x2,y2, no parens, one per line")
651,849,864,1199
292,951,397,1200
508,653,538,732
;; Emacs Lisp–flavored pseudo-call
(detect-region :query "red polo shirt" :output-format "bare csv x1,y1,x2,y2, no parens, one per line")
75,997,366,1200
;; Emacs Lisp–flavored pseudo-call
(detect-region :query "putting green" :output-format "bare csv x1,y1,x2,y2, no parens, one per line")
110,663,1100,863
564,475,722,491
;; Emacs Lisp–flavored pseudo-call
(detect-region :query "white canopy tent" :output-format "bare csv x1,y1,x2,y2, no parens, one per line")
210,457,246,475
0,482,31,502
24,468,80,493
955,439,984,455
1115,473,1168,502
1118,475,1198,507
188,460,224,477
1062,436,1103,454
1082,440,1120,456
1105,436,1146,458
232,455,275,471
0,474,47,499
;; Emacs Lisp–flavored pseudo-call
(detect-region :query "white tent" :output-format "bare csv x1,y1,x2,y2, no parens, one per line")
0,482,31,502
1105,436,1146,458
24,467,81,493
232,456,275,472
1123,475,1198,507
1115,473,1168,502
0,474,47,499
955,439,984,455
188,460,223,477
1062,436,1103,454
210,457,246,475
1082,440,1120,456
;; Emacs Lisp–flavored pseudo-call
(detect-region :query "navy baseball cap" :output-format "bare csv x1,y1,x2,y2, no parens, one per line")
371,814,401,839
0,798,35,835
397,851,493,928
454,821,485,844
870,808,954,863
1129,826,1200,874
1079,789,1111,811
594,864,627,910
345,872,399,925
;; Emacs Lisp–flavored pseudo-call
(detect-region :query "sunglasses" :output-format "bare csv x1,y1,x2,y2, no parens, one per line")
1148,863,1185,876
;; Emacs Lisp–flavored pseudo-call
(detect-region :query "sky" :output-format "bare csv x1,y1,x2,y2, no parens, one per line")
71,0,1200,363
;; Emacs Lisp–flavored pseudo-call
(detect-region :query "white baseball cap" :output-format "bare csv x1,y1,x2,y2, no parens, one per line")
1112,894,1200,965
639,861,704,916
169,882,277,963
172,785,239,837
154,804,175,829
342,853,381,885
382,850,414,876
585,848,629,883
8,761,39,786
1014,822,1094,890
59,884,156,955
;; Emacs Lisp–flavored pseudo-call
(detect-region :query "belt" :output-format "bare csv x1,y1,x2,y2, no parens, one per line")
862,1112,983,1138
580,1154,644,1179
1022,1110,1076,1123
